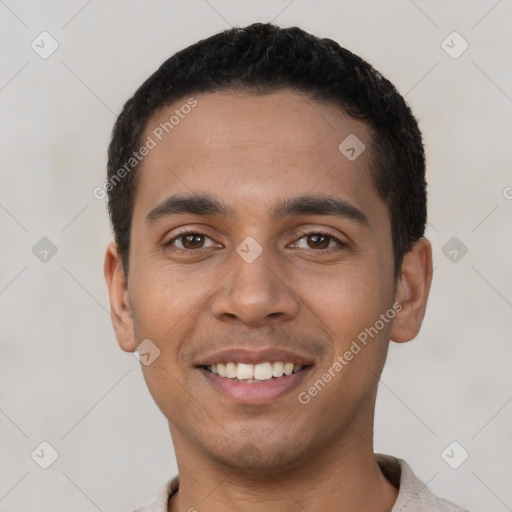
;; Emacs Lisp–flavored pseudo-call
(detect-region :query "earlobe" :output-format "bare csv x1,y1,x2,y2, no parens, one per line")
390,238,433,343
104,242,137,352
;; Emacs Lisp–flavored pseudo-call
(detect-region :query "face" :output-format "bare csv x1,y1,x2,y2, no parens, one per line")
105,90,431,472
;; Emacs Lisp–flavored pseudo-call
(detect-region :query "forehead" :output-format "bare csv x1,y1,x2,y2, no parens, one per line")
134,90,384,223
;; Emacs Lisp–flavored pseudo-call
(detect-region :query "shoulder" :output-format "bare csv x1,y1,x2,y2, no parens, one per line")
128,476,179,512
376,454,473,512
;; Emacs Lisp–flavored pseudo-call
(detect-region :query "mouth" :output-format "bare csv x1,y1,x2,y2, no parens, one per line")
194,347,314,404
200,361,306,383
195,349,314,404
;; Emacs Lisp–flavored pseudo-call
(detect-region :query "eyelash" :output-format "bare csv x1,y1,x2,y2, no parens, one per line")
165,228,346,253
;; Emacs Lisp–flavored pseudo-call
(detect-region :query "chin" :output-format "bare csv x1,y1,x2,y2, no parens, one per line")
204,434,311,473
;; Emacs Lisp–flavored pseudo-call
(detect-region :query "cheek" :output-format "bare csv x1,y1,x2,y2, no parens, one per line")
129,268,202,417
297,261,391,343
128,262,222,378
130,263,205,330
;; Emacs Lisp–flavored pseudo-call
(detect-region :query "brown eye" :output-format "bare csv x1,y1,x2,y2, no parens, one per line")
166,231,218,251
291,231,345,251
180,233,205,249
306,233,331,249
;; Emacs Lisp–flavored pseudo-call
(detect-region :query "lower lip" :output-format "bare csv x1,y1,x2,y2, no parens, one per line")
198,367,312,404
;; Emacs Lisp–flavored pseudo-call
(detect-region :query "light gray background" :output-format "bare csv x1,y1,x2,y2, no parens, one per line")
1,1,511,511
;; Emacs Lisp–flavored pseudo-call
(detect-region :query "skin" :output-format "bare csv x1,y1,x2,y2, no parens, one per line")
104,90,432,512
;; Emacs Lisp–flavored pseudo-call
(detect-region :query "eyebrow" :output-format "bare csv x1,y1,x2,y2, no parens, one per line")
145,194,368,226
146,194,234,224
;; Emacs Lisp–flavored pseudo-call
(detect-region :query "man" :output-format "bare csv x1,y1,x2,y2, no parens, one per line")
104,23,469,511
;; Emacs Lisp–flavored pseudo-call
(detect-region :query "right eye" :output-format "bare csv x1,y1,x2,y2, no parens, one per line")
165,230,221,252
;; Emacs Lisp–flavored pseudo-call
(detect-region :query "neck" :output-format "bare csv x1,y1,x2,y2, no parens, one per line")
167,423,398,512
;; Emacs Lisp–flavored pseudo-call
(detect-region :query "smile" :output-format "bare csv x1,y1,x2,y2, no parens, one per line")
204,361,304,382
198,364,311,404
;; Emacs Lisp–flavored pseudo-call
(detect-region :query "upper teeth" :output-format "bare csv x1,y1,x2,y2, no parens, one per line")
209,362,303,381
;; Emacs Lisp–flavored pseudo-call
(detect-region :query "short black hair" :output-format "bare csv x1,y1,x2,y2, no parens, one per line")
107,22,426,277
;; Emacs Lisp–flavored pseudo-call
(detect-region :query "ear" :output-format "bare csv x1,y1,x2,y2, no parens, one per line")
390,237,433,343
104,242,136,352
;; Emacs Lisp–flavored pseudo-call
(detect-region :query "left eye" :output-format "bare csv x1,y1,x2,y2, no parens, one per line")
292,232,343,250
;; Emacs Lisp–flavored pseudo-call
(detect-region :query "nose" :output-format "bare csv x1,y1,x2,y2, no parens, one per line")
210,244,300,328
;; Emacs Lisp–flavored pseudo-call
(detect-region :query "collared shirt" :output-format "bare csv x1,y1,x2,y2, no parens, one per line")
130,454,471,512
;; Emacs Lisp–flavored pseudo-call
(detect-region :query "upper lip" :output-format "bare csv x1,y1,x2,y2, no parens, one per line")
195,348,315,367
